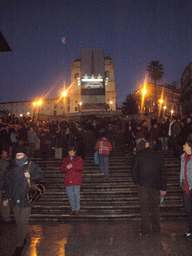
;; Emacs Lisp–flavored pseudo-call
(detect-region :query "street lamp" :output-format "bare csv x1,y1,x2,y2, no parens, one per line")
37,100,42,120
163,106,166,116
110,101,113,111
141,87,146,114
158,98,163,118
79,101,82,112
62,91,67,117
32,102,37,119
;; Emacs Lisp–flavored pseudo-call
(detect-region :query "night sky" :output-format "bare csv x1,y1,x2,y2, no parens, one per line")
1,0,192,107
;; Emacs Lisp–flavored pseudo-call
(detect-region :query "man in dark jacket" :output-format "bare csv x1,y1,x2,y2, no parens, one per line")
2,146,42,256
168,116,181,158
132,140,166,236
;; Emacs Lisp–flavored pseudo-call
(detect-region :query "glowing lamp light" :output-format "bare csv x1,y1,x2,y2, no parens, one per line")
62,91,67,97
142,89,146,95
79,102,82,106
159,99,163,104
38,100,42,106
33,102,37,107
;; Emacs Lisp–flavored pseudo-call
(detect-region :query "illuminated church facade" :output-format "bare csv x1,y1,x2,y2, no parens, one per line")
68,48,117,113
0,48,117,118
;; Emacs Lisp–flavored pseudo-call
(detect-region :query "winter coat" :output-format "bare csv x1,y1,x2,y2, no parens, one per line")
159,122,169,138
96,137,112,156
180,153,192,190
2,158,43,208
61,156,83,186
132,147,166,191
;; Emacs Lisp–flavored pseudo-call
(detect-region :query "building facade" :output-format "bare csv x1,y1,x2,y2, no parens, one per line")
134,82,181,116
180,62,192,115
69,48,117,113
0,48,117,118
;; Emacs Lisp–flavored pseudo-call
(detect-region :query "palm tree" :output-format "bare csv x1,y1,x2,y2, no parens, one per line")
146,61,164,112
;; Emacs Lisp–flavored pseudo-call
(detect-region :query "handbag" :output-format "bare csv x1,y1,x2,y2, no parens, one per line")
94,151,100,165
25,162,45,203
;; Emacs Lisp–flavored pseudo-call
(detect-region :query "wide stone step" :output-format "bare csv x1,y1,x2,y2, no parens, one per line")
0,136,185,223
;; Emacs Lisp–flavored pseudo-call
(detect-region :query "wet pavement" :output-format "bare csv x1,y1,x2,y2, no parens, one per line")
0,220,192,256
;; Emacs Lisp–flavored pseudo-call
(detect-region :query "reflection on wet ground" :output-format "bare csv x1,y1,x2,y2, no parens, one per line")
0,220,192,256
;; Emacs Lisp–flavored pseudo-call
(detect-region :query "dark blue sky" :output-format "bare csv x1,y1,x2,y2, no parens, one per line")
1,0,192,107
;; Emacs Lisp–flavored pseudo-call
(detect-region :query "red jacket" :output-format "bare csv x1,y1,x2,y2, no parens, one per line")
96,137,112,155
61,156,84,186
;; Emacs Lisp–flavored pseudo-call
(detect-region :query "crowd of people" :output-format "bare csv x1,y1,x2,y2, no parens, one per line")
1,112,192,255
0,113,192,161
0,115,121,161
124,115,192,157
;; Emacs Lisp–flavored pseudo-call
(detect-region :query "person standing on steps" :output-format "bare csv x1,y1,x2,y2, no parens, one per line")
168,116,181,158
180,136,192,238
132,140,167,237
61,146,84,216
2,145,43,256
95,132,112,179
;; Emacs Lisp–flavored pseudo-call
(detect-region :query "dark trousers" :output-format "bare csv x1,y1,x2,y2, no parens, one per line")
0,192,11,222
13,207,31,247
170,135,180,157
183,190,192,232
138,185,160,233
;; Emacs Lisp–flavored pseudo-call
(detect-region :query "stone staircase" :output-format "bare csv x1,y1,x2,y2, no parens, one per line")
29,150,184,222
0,131,185,223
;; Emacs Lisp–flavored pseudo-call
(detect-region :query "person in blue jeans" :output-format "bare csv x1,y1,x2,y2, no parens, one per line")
61,146,84,215
96,133,112,178
180,136,192,238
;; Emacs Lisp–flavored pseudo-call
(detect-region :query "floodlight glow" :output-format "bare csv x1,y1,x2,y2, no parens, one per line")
38,100,42,106
62,91,67,97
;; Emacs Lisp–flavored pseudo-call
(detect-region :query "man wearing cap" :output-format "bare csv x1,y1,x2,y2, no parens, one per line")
2,145,42,256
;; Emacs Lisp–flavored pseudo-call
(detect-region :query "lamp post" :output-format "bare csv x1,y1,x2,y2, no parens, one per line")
110,101,113,111
79,101,82,112
37,100,42,120
62,91,67,117
141,88,146,114
33,102,37,119
163,106,166,116
158,98,163,118
79,101,82,119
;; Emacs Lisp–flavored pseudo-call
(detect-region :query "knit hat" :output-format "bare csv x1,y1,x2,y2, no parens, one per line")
15,145,28,155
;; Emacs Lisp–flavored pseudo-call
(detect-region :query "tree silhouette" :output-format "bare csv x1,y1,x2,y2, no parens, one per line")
147,61,164,112
122,94,138,115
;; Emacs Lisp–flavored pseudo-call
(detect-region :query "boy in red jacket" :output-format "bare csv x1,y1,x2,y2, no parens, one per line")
61,146,84,215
